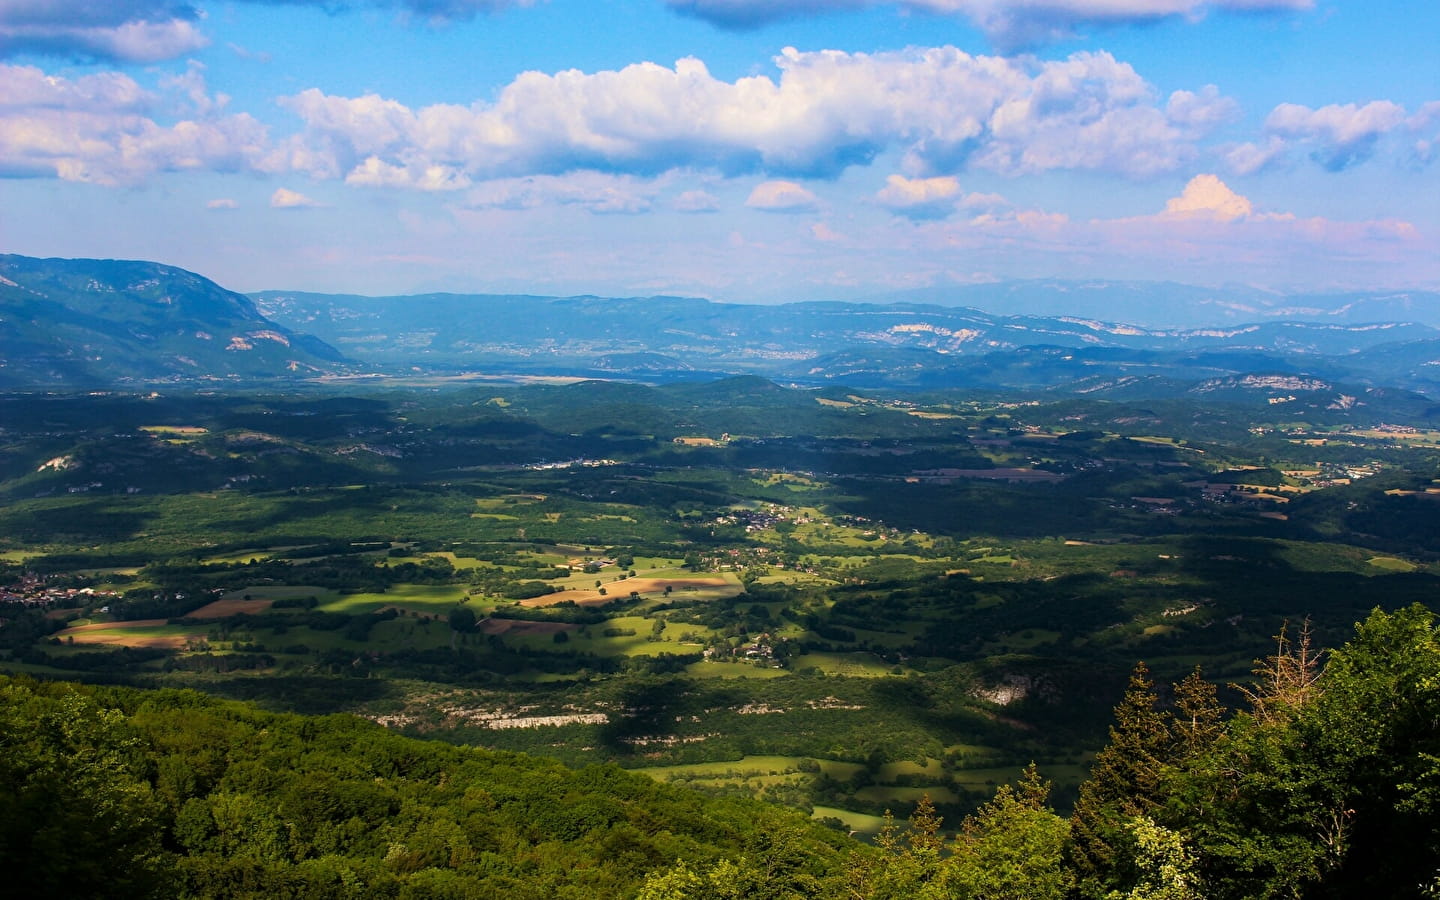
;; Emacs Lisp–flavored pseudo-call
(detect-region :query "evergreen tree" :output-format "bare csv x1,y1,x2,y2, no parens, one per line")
1170,667,1225,760
1237,619,1323,726
1068,662,1173,899
849,795,945,899
943,764,1072,900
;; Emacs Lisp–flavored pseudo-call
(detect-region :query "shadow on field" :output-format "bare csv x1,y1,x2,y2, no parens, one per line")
597,677,747,756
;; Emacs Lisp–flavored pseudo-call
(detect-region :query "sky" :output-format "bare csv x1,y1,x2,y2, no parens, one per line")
0,0,1437,303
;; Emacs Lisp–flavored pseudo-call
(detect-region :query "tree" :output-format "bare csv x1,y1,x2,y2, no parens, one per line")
1068,663,1173,898
848,795,945,899
1105,817,1201,900
944,764,1072,900
1300,605,1440,896
447,605,476,633
0,680,165,898
1161,607,1440,900
447,605,476,650
1237,618,1322,726
1171,667,1225,760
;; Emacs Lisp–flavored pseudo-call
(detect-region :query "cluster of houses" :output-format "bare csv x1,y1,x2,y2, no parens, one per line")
0,572,119,610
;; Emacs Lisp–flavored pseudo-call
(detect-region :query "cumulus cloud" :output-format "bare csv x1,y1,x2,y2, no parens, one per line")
746,180,818,212
206,197,237,209
1228,99,1428,173
875,174,961,220
270,187,321,208
1166,85,1241,136
278,47,1230,189
664,0,1312,47
0,63,272,184
1265,100,1408,171
1163,173,1251,221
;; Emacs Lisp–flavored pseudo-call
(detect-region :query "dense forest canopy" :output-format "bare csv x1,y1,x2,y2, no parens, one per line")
5,604,1437,898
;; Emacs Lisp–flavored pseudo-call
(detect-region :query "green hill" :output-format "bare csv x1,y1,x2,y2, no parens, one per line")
0,255,347,387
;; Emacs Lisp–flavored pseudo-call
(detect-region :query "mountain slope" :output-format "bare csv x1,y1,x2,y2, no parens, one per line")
0,255,347,387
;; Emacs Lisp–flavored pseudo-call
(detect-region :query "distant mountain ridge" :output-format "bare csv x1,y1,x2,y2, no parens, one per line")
253,288,1439,365
0,255,347,387
251,287,1440,397
860,280,1440,329
4,253,1440,400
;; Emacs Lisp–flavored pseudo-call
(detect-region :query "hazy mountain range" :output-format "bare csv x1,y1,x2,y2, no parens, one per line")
6,254,1440,402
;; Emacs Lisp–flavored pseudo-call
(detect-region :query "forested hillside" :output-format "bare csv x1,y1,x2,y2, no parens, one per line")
0,674,852,899
6,604,1437,899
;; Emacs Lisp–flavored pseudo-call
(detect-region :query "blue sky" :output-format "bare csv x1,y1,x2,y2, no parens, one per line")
1,0,1436,303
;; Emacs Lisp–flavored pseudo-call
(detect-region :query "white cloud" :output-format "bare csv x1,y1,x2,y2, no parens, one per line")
270,187,321,208
206,197,237,209
0,63,272,184
345,156,473,191
875,174,961,220
746,180,818,212
1165,85,1241,137
664,0,1312,47
1226,99,1437,173
973,52,1204,177
673,189,721,213
1223,136,1288,175
1264,100,1408,170
1163,173,1251,221
280,47,1229,188
463,173,656,214
961,191,1010,210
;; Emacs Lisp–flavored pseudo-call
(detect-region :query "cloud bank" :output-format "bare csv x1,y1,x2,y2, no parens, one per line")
278,47,1234,190
0,63,271,183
